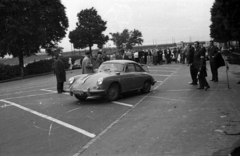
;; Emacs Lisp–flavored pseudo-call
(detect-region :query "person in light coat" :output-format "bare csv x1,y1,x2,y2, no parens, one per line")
82,51,94,74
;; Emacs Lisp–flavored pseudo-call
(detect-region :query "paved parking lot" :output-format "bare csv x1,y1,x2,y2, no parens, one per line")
0,65,182,156
1,64,240,156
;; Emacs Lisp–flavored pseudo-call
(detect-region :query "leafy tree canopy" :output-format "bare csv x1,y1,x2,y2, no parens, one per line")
69,7,109,52
210,0,240,43
45,45,63,58
0,0,69,76
110,29,143,50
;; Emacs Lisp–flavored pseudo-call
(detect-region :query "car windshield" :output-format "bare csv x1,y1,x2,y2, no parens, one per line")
98,63,124,72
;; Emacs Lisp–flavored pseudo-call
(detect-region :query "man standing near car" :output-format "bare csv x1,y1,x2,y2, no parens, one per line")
52,54,66,94
82,51,94,74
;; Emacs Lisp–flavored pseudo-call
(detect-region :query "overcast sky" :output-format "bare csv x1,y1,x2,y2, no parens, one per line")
60,0,215,52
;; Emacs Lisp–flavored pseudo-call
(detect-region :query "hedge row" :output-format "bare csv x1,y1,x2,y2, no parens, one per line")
0,55,83,81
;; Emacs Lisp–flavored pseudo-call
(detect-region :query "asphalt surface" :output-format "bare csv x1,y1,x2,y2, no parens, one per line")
0,62,240,156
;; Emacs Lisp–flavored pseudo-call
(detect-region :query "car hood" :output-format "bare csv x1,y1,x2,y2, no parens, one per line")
74,72,116,86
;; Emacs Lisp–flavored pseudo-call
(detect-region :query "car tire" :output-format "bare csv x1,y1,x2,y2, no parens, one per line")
106,83,120,101
141,81,151,93
74,94,87,101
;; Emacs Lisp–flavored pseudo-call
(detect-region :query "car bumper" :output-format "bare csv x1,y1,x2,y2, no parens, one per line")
70,88,106,96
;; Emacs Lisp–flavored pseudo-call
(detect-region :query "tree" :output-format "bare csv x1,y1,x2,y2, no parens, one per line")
210,0,240,45
69,7,109,53
45,45,63,58
0,0,69,76
110,29,143,50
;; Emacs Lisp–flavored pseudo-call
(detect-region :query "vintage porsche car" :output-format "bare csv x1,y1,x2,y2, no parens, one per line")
68,60,156,101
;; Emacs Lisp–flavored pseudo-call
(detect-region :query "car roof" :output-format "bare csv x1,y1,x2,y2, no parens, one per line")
103,60,136,64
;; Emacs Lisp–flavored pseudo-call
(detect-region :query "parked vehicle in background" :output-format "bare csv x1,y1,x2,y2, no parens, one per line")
72,59,82,69
68,60,156,101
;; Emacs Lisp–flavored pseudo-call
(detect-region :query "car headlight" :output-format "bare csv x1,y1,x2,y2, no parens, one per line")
97,77,103,86
69,77,75,84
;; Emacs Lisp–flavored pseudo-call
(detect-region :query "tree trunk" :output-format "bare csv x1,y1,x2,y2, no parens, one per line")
18,53,24,78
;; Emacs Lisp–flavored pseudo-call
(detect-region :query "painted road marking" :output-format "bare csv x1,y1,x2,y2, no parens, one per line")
0,99,96,138
151,74,178,77
149,70,177,73
0,83,55,92
0,89,42,97
167,89,196,92
146,96,185,101
41,89,69,95
3,92,54,100
112,101,133,107
148,66,180,69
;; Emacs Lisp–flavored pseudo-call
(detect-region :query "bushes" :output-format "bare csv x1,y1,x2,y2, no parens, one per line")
0,63,21,81
0,55,83,81
225,53,240,65
25,59,54,75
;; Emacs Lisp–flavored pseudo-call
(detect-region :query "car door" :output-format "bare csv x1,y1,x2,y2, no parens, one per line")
120,63,137,91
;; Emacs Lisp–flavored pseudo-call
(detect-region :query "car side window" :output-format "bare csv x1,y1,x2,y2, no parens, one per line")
126,64,135,72
135,64,144,72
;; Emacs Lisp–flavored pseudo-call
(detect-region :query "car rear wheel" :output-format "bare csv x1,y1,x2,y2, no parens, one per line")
74,94,87,101
141,81,151,93
106,83,120,101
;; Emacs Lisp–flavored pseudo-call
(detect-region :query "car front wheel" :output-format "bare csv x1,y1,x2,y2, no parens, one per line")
141,81,151,93
106,83,120,101
74,94,87,101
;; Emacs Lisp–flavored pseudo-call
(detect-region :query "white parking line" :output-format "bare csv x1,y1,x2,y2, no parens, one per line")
3,92,54,100
41,89,69,95
112,101,133,107
148,66,180,69
0,83,55,92
0,99,96,138
167,89,195,92
151,74,176,76
149,70,177,73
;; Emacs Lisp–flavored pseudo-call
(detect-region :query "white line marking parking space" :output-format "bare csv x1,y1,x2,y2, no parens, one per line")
3,92,54,100
41,89,69,95
112,101,133,107
151,74,178,76
149,69,177,73
0,99,96,138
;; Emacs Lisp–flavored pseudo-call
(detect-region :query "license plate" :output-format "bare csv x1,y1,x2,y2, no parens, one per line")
73,90,83,95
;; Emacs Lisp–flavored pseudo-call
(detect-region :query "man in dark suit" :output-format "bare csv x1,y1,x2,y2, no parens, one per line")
193,41,210,90
208,41,220,82
188,44,198,85
52,54,66,94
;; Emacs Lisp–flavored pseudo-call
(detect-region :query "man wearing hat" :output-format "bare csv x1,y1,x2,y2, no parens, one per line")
52,53,66,93
82,51,94,74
